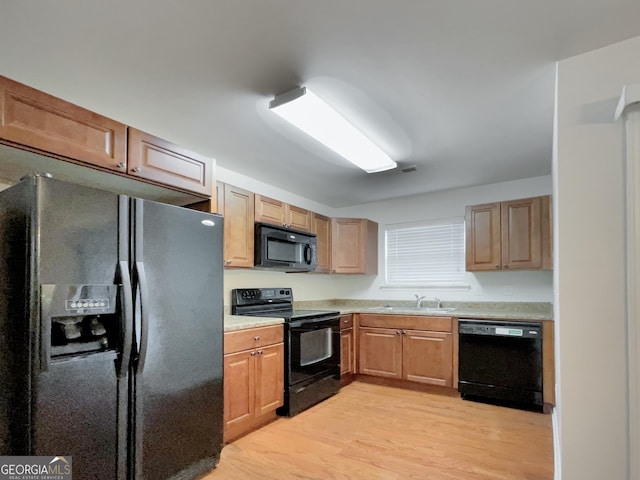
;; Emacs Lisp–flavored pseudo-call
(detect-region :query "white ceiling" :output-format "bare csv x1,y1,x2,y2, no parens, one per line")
2,1,640,207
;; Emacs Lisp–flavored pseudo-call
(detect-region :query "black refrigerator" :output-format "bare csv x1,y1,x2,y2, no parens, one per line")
0,174,224,479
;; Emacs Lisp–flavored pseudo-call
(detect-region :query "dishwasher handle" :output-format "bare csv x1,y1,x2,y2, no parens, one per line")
458,319,542,338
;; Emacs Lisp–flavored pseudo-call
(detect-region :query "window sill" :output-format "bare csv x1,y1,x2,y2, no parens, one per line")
379,284,471,290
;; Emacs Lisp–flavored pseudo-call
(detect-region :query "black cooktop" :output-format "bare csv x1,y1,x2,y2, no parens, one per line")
230,288,338,321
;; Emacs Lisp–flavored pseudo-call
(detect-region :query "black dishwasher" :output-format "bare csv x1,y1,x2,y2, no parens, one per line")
458,319,543,411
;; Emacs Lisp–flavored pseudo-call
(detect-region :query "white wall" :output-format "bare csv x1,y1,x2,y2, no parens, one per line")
221,167,554,305
555,34,640,480
338,175,553,302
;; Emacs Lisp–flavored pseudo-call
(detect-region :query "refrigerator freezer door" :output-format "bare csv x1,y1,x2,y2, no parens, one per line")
31,177,124,479
131,199,223,479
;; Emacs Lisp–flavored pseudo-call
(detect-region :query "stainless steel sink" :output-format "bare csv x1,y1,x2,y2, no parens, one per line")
365,306,455,313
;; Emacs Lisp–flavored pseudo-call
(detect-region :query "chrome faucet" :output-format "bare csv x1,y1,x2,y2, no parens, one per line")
415,294,426,308
434,297,442,308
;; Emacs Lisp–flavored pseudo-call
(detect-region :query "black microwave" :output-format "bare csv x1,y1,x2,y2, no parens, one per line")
254,223,317,272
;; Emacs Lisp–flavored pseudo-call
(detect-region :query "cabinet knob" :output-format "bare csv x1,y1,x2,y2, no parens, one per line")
503,265,510,269
495,265,501,269
250,351,256,356
225,260,232,264
343,319,348,323
396,330,401,335
117,162,126,169
131,167,142,173
257,349,264,355
254,336,260,341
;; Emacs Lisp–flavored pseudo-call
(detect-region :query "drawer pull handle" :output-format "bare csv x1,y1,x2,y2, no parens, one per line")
254,336,260,341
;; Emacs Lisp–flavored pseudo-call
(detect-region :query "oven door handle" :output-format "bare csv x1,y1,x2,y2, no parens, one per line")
289,316,338,329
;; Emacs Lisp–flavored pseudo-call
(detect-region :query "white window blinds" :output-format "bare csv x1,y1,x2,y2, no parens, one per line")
385,218,465,286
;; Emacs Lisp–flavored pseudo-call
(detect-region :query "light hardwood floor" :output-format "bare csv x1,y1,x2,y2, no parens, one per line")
207,381,554,480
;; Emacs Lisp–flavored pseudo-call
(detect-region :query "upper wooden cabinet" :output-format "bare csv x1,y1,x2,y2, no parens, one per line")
465,195,552,271
331,218,378,274
0,75,127,172
223,184,254,268
0,76,214,199
311,213,331,274
127,128,213,197
254,194,311,232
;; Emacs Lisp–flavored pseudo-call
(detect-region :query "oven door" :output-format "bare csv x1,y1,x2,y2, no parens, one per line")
288,316,340,386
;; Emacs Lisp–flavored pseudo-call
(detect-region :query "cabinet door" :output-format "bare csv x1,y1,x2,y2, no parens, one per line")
127,128,213,196
465,202,501,271
332,218,378,274
311,213,331,273
0,75,127,172
286,204,311,232
223,351,255,438
358,327,402,379
255,343,284,417
340,327,354,376
402,330,453,387
501,197,542,270
255,194,285,226
224,184,254,268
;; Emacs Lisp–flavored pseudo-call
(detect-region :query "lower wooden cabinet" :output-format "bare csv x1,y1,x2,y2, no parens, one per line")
402,330,453,386
358,315,453,387
223,325,284,442
339,314,355,385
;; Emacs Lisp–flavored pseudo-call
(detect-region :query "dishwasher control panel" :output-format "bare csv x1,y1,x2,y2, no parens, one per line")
458,319,541,338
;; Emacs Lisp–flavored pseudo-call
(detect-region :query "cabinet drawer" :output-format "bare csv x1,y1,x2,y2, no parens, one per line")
224,324,283,354
340,315,353,329
358,314,452,332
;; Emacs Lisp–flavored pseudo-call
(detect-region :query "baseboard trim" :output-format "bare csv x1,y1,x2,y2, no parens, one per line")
552,406,561,480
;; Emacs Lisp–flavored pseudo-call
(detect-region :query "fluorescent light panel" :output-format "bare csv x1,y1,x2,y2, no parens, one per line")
269,87,397,173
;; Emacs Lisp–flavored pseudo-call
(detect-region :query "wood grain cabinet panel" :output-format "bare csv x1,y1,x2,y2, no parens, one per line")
254,343,284,416
465,202,501,271
287,204,311,231
358,327,403,379
340,314,355,385
358,316,454,388
254,194,285,226
223,184,254,268
311,213,331,273
223,325,284,442
331,218,378,274
501,197,542,269
254,194,311,232
127,128,213,196
223,350,255,436
402,330,453,387
0,75,127,172
466,196,551,271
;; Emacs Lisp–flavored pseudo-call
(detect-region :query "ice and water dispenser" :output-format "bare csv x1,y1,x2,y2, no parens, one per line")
41,284,120,360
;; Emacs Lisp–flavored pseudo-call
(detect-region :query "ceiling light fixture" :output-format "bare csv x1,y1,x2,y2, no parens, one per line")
269,86,397,173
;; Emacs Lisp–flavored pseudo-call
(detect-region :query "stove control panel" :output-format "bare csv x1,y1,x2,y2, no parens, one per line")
232,288,293,306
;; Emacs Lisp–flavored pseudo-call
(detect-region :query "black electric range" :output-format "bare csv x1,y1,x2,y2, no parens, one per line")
231,288,341,416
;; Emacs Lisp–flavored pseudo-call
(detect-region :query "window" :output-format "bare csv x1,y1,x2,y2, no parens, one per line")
385,218,466,286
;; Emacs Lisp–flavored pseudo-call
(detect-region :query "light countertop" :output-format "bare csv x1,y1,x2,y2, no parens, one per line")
294,300,553,322
224,314,284,332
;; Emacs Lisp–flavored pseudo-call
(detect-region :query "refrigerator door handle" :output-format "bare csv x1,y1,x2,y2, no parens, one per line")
117,261,134,378
135,261,150,374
